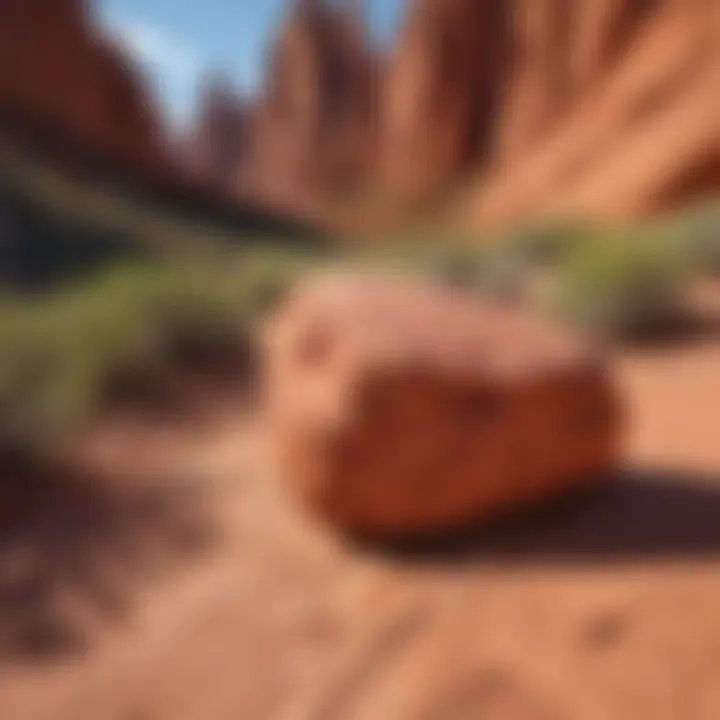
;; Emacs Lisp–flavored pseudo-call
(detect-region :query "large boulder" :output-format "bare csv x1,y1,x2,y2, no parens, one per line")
264,273,621,536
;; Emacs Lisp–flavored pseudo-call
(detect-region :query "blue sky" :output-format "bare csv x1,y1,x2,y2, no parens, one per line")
97,0,403,128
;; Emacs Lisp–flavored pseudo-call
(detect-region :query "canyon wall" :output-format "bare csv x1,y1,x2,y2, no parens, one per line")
182,80,251,197
241,0,718,225
380,0,509,199
471,0,720,224
247,0,378,208
0,0,716,227
380,0,720,224
0,0,167,175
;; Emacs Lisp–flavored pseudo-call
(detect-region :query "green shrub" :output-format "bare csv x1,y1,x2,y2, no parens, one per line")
229,249,317,316
417,245,489,289
668,204,720,276
351,237,532,304
0,252,312,451
498,217,593,267
548,234,688,337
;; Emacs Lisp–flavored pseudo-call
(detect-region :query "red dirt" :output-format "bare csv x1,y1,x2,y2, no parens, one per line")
1,303,720,719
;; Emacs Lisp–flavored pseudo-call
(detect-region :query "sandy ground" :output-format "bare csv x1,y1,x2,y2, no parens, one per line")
1,312,720,719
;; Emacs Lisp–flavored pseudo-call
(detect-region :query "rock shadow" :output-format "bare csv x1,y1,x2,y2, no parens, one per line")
356,467,720,566
0,461,216,664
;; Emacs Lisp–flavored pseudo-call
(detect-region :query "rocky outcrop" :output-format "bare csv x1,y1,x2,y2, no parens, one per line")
2,0,715,225
381,0,509,199
183,80,250,196
470,0,720,224
248,0,378,208
265,272,620,536
0,0,166,175
379,0,720,223
242,0,717,225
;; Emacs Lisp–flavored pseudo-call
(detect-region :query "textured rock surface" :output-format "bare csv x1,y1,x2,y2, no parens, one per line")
2,0,716,223
264,273,621,535
469,0,720,224
242,0,718,223
248,0,378,208
0,0,165,174
183,80,251,196
379,0,720,222
381,0,508,199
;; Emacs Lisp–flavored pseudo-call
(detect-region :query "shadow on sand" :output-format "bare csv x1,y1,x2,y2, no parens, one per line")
0,466,216,665
617,313,720,351
357,467,720,566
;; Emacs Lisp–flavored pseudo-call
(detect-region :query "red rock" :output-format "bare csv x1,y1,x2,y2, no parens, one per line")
3,0,716,223
248,0,378,208
380,0,720,222
183,79,250,196
381,0,508,199
264,273,621,536
0,0,166,175
468,0,720,225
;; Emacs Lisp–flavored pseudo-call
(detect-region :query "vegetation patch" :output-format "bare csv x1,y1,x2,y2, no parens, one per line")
0,142,717,468
0,252,316,455
666,203,720,277
546,231,689,338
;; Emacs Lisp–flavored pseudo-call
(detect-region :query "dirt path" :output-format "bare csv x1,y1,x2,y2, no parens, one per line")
1,332,720,720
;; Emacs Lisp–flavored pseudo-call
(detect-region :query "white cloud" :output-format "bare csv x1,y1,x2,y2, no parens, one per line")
103,16,199,81
101,16,202,126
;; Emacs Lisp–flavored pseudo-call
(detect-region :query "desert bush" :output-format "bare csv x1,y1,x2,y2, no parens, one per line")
497,217,593,267
0,252,312,451
230,248,320,315
470,248,530,303
412,244,489,288
407,241,532,303
668,204,720,276
350,237,531,307
377,219,595,302
547,233,688,337
352,237,484,285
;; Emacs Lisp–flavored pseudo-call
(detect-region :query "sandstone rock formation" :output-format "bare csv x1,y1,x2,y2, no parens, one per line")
380,0,720,223
470,0,720,225
183,79,250,196
2,0,715,225
249,0,378,208
264,273,621,536
381,0,509,200
0,0,166,175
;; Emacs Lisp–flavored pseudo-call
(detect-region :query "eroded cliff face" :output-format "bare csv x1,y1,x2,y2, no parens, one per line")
471,0,720,224
0,0,715,225
0,0,166,174
244,0,718,224
183,82,251,197
380,0,719,224
248,0,378,208
381,0,509,199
